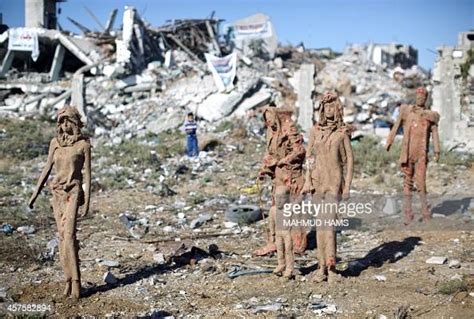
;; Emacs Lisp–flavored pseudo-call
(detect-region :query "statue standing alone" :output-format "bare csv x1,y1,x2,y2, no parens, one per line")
385,87,440,224
28,106,91,299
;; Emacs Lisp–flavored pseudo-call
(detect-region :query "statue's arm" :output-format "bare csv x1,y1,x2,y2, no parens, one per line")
81,141,91,216
28,139,56,208
342,134,354,199
386,115,403,152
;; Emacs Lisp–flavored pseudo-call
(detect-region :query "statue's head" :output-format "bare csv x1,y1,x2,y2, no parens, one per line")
262,107,279,130
415,87,428,107
57,106,83,146
319,92,344,126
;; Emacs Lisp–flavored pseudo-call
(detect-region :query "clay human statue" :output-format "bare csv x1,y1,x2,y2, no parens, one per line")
28,106,91,299
253,107,307,257
385,87,440,224
303,92,353,283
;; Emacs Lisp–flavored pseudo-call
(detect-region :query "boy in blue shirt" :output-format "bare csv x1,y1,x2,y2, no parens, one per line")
183,112,199,157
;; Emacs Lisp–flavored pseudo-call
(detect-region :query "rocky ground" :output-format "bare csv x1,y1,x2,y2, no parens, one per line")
0,117,473,318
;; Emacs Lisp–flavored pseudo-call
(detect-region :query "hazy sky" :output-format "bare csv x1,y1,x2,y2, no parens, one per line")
1,0,472,69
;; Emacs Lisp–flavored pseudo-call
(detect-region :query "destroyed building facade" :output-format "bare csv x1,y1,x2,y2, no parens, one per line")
432,30,474,152
366,43,418,69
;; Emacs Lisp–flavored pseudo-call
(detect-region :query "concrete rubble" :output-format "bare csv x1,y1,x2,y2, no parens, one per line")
0,7,440,145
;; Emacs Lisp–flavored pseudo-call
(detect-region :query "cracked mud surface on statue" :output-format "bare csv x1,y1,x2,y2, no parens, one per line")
28,106,91,300
254,107,306,258
303,92,354,283
386,87,440,225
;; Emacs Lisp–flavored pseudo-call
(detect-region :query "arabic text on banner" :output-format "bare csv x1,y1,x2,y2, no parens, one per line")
8,28,40,62
205,52,237,92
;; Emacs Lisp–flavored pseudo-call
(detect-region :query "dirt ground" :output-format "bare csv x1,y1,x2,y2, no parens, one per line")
0,118,473,318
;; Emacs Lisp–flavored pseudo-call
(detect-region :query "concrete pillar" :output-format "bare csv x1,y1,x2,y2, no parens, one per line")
49,43,65,81
297,63,315,134
25,0,57,29
0,50,15,78
71,73,86,124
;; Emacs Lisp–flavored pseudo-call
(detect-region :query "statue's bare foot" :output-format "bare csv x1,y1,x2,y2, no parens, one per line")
71,280,81,300
253,243,277,256
404,210,414,225
283,269,294,280
273,264,285,276
311,268,327,283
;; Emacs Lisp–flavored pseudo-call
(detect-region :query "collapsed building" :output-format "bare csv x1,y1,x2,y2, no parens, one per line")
0,1,430,146
367,43,417,69
432,30,474,152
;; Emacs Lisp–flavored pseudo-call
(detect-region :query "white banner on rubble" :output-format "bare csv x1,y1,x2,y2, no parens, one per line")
205,52,237,92
8,28,40,61
234,21,273,39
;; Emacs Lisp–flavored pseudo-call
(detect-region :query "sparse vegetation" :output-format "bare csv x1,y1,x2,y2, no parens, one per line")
215,120,235,133
0,118,55,160
352,136,400,176
95,129,185,168
438,278,468,295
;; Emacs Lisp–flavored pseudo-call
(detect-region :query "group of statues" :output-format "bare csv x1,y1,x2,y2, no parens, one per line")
254,87,440,281
254,92,354,282
28,87,440,298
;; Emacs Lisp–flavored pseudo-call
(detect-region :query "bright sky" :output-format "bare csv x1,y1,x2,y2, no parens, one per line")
1,0,473,69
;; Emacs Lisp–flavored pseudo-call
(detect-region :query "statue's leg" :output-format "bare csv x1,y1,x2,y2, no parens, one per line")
291,193,307,254
273,233,285,275
415,159,430,221
401,162,414,225
52,190,71,297
62,189,81,299
323,193,341,284
283,231,294,278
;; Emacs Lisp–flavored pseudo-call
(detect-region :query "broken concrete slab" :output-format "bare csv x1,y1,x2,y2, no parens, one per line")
233,87,272,117
425,256,447,265
193,91,244,122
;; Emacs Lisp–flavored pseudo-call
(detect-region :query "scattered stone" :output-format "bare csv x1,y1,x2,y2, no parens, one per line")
374,274,387,282
425,256,447,265
46,238,59,257
383,197,399,215
97,259,120,268
224,221,238,229
310,303,337,315
189,213,212,229
103,271,119,284
153,253,166,264
448,259,461,269
251,302,282,314
0,287,7,299
163,226,175,233
16,225,36,234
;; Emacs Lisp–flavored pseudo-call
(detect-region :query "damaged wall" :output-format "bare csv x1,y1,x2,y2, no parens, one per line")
432,30,474,152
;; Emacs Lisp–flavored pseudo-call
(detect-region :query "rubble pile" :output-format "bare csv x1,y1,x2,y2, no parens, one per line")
314,45,428,135
1,7,433,143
